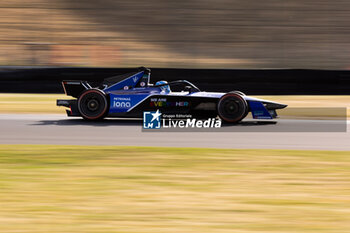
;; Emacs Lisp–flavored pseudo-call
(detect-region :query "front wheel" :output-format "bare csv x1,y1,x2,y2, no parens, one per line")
77,89,108,120
229,90,246,96
217,93,248,123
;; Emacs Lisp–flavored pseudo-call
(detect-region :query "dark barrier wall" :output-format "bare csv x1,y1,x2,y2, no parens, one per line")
0,66,350,95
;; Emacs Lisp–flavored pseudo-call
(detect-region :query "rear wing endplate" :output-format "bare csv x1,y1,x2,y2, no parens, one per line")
62,81,91,98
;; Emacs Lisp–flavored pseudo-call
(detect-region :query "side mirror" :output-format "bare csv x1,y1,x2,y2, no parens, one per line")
184,86,192,93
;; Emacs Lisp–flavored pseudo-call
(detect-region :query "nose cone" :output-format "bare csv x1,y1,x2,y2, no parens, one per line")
264,102,288,110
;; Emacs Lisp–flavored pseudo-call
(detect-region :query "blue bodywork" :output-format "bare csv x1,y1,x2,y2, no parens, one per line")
248,101,273,119
104,70,276,119
58,68,286,120
104,71,145,92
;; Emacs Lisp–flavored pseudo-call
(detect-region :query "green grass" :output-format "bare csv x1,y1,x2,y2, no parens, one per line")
0,145,350,232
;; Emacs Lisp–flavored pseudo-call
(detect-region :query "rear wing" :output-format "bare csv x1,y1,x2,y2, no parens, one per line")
61,67,151,97
61,81,91,98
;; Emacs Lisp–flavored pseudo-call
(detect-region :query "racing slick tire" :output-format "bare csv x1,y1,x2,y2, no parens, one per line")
217,93,248,123
77,89,108,120
228,91,248,119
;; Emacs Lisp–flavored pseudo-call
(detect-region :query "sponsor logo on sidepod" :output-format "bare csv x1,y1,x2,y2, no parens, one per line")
113,97,131,108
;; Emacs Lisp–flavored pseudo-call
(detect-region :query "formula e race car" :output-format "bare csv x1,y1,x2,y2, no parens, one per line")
57,67,287,123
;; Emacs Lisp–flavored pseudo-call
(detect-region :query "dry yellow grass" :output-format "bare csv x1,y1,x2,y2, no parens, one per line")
256,95,350,108
0,94,71,113
0,145,349,233
256,95,350,118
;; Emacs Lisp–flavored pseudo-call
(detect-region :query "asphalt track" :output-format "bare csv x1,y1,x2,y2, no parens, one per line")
0,114,349,150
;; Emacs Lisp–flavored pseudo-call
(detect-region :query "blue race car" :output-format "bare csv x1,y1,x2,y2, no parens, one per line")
57,67,287,123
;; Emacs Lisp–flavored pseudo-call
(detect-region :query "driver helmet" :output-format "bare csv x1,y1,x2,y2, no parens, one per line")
155,80,171,93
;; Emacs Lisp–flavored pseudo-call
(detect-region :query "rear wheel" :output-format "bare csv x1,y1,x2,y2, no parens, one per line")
217,93,248,123
78,89,108,120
